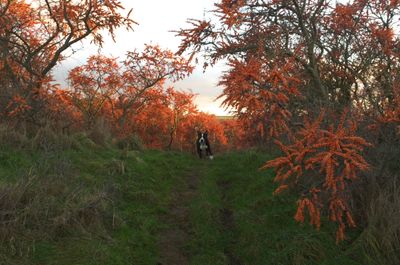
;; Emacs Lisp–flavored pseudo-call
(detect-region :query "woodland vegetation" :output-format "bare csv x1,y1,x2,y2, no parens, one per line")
0,0,399,264
177,0,400,256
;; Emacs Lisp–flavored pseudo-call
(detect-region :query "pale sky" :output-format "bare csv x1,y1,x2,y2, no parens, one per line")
53,0,232,116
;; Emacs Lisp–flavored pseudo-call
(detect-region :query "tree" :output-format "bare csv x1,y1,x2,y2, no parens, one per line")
165,87,197,150
262,111,371,242
113,45,193,130
181,112,228,152
128,87,172,148
177,0,400,114
0,0,135,125
68,55,120,129
176,0,400,240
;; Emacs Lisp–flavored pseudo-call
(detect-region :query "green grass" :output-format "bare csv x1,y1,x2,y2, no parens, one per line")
57,150,197,265
0,142,197,265
0,147,37,181
186,160,227,265
186,150,364,265
0,142,368,265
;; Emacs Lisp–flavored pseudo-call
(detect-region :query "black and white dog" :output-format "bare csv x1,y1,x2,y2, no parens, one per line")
196,131,214,159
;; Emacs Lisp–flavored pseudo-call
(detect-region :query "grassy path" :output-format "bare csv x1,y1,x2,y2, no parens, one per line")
0,146,365,264
181,151,362,265
218,178,243,265
157,169,199,264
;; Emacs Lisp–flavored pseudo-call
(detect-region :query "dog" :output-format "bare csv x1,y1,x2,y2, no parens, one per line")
196,131,214,159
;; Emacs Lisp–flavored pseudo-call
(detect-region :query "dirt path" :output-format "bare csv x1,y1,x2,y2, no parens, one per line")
157,169,199,265
218,179,243,265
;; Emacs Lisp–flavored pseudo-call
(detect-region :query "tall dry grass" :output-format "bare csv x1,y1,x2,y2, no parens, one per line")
351,175,400,265
0,127,120,263
0,171,116,260
351,123,400,265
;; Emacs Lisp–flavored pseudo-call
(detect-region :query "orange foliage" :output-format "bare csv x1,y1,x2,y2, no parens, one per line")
220,118,247,150
6,0,400,244
176,0,400,241
6,95,32,118
45,87,83,131
113,87,228,152
113,45,193,132
0,0,233,154
219,56,301,143
69,55,120,129
0,0,134,124
263,111,371,242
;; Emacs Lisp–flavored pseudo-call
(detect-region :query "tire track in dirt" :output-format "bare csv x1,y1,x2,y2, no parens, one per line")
157,169,199,265
218,179,243,265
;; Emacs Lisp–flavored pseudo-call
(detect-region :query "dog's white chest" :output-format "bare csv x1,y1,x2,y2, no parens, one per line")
200,143,208,150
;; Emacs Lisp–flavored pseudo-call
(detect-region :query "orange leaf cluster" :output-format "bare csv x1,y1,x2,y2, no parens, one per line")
294,185,322,232
263,111,371,242
215,0,246,28
220,56,301,142
6,95,32,118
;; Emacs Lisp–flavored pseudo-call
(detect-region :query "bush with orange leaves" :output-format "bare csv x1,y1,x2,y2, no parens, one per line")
263,110,371,242
5,95,32,119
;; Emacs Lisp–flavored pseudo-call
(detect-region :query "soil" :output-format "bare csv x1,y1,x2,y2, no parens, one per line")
218,179,243,265
158,167,242,265
157,171,199,265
